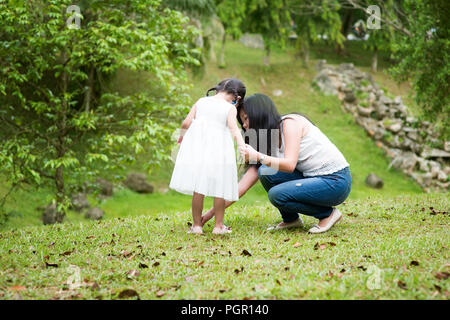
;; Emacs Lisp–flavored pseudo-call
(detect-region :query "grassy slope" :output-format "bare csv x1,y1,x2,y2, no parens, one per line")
0,193,448,299
0,40,425,230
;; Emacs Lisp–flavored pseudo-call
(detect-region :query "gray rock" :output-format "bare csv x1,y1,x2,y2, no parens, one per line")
444,141,450,152
417,158,429,172
239,33,264,49
357,106,374,117
365,173,384,189
380,95,393,105
389,152,418,172
96,178,114,197
85,207,104,220
42,203,64,225
313,70,338,96
124,173,154,194
437,170,448,182
421,148,450,159
344,91,357,103
338,63,355,72
386,122,402,133
71,193,90,212
315,59,327,71
272,89,283,97
393,96,403,105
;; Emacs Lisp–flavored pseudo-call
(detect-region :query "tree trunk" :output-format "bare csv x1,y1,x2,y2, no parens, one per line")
83,65,95,112
372,47,378,73
53,62,69,224
302,43,310,67
263,45,270,66
218,33,226,68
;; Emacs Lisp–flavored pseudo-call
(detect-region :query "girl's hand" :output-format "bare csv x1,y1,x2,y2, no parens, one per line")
244,144,260,163
177,135,183,144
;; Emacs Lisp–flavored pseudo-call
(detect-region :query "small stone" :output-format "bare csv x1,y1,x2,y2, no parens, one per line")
85,208,104,220
387,122,402,133
272,89,283,97
71,193,90,212
365,173,384,189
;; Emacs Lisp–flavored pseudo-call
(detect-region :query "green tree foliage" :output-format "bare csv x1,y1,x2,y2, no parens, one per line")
244,0,292,65
0,0,200,222
388,0,449,134
215,0,248,67
289,0,345,66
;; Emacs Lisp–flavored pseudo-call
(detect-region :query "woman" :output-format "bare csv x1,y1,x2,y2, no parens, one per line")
201,93,351,233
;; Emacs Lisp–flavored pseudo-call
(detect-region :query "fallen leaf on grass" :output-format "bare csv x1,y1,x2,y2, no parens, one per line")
45,262,58,268
292,242,301,248
153,261,160,267
8,286,26,292
139,263,148,269
434,285,442,293
218,289,228,293
283,238,290,242
435,272,450,280
156,290,165,298
241,249,252,257
126,270,140,278
176,246,183,250
118,289,140,300
276,279,281,286
86,235,95,239
357,266,367,271
410,260,419,266
397,280,408,290
121,250,132,258
197,261,204,267
234,266,244,274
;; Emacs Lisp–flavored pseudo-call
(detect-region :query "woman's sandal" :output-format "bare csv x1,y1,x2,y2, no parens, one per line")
188,226,203,234
308,208,342,234
212,225,232,235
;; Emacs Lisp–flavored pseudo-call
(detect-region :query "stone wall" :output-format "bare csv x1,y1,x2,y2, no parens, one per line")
313,60,449,192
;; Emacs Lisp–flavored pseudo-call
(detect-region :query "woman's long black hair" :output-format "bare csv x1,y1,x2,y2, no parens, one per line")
205,78,246,109
237,93,314,157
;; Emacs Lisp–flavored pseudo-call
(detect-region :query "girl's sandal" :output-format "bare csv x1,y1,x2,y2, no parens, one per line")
212,225,232,235
188,226,203,234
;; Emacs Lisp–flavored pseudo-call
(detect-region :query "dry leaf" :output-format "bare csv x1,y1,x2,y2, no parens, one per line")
410,260,419,266
435,272,450,280
118,289,140,300
397,280,408,290
292,242,301,248
241,249,252,257
156,290,165,298
8,286,26,292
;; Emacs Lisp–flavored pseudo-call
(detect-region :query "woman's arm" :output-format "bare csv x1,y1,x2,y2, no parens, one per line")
201,165,259,225
245,118,304,173
177,103,197,144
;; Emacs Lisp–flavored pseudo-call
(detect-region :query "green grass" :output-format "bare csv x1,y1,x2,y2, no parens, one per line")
1,193,448,299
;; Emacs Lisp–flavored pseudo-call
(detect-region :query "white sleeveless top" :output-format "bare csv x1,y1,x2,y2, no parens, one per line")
276,114,349,177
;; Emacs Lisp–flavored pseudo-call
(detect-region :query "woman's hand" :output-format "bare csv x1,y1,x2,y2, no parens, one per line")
201,209,214,226
177,135,183,144
244,144,260,163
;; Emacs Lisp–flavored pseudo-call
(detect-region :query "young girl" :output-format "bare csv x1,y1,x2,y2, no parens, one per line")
169,78,246,234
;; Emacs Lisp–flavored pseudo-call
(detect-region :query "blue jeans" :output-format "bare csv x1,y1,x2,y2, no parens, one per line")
258,165,352,222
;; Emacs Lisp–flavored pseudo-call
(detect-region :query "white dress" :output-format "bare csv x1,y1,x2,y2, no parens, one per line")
169,96,239,201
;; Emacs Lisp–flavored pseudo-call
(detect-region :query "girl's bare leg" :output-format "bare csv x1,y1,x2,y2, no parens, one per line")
192,192,204,227
213,197,226,229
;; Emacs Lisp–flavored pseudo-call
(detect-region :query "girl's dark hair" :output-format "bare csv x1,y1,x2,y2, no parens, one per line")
237,93,314,157
206,78,246,108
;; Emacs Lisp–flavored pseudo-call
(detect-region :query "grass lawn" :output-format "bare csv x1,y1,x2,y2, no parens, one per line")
0,193,448,300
